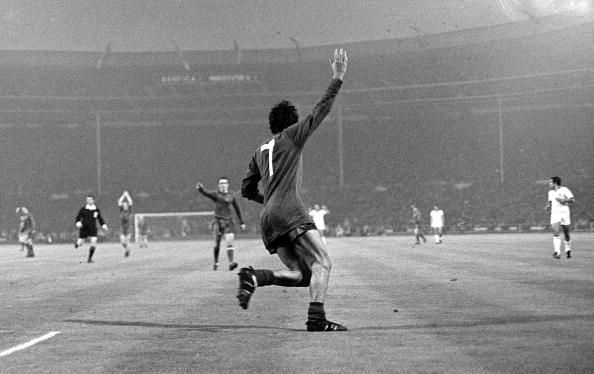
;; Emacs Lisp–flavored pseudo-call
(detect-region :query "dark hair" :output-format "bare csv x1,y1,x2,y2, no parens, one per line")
269,100,298,134
550,176,562,186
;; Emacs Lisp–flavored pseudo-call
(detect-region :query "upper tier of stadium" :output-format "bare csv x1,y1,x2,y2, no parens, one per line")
0,14,591,125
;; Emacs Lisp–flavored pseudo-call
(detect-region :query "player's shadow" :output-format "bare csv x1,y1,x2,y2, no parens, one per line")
358,313,594,331
65,313,593,332
64,319,301,332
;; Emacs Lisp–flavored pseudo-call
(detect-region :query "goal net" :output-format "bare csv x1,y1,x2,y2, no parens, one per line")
133,211,214,243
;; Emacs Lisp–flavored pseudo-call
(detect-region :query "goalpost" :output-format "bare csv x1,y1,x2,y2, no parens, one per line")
133,211,214,243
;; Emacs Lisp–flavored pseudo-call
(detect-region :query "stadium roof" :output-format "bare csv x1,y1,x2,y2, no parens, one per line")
0,0,591,52
0,12,591,68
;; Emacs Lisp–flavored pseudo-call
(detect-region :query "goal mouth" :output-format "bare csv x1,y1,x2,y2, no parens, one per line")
133,211,214,243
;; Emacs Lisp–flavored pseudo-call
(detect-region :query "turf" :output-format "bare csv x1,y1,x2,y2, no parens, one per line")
1,233,592,373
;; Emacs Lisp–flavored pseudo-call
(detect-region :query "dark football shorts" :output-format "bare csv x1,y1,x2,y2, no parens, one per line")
212,218,235,236
79,227,98,239
266,222,317,254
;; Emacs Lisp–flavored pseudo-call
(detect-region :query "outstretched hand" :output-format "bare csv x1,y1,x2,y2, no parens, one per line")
330,48,348,80
196,183,204,191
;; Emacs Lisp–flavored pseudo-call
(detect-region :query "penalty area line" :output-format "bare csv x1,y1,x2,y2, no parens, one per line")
0,331,61,358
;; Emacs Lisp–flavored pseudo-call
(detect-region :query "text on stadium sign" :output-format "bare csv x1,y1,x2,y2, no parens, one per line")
208,74,259,83
160,74,200,84
159,73,259,85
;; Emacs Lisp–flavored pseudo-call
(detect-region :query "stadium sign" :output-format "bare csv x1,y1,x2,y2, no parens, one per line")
207,73,259,83
159,74,201,85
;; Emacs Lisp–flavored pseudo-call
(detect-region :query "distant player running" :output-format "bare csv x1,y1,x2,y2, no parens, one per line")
75,195,108,263
17,207,36,258
239,48,348,332
196,177,246,271
545,176,575,259
118,190,133,257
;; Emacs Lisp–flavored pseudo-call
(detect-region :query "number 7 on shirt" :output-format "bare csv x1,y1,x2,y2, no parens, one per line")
260,139,275,176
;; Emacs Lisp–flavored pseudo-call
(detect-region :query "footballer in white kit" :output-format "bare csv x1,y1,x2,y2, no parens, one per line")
309,204,330,244
546,176,575,259
430,205,445,244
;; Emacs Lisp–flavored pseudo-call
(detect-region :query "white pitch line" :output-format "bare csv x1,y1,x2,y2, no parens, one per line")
0,331,61,358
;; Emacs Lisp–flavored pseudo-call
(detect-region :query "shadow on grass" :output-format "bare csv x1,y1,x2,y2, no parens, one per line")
63,319,301,332
359,313,594,331
65,313,593,332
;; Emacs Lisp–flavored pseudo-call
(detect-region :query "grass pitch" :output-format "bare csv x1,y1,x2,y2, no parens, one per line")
1,233,592,373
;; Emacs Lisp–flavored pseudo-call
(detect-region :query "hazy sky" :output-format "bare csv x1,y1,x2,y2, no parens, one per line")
0,0,590,51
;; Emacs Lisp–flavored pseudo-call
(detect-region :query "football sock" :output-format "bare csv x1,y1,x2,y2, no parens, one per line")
434,234,439,243
553,236,561,253
227,247,234,263
26,244,34,257
564,241,571,253
253,269,274,287
213,245,220,263
307,302,326,321
89,246,95,260
561,225,570,241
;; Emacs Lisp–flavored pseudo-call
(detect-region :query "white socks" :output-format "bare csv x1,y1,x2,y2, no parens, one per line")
553,236,561,254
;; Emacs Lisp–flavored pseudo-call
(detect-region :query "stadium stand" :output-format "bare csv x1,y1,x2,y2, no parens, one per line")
0,15,592,241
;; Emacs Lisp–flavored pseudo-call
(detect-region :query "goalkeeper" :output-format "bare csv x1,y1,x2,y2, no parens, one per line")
196,177,246,271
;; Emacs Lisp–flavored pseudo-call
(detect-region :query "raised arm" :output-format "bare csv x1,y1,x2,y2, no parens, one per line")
287,49,348,146
118,190,133,206
195,183,219,201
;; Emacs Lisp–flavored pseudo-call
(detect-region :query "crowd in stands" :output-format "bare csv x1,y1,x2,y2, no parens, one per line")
1,21,591,244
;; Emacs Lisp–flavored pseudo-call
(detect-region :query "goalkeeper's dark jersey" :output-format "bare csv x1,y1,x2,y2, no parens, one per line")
19,215,35,235
198,189,244,224
120,206,132,233
241,78,342,249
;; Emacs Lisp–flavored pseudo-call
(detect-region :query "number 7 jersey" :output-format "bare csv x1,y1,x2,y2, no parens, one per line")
241,78,343,249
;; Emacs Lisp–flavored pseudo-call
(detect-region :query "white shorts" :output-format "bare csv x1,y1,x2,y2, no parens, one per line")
550,211,571,225
19,233,32,244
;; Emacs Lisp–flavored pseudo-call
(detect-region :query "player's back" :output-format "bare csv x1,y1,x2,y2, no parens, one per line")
248,128,311,245
242,79,342,246
253,133,302,208
251,79,343,207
